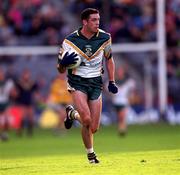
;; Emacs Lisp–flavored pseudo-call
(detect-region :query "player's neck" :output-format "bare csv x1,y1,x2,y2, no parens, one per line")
81,27,95,39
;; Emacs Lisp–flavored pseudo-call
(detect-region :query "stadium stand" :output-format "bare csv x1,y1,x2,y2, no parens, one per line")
0,0,179,124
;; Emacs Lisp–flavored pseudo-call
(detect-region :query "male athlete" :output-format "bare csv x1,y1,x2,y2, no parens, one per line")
57,8,118,163
0,68,15,141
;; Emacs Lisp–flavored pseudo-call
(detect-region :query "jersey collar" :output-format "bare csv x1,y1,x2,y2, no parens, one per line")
77,27,99,39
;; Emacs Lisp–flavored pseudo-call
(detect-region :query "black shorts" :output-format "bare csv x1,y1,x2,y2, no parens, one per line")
0,103,8,113
68,74,103,100
114,104,126,112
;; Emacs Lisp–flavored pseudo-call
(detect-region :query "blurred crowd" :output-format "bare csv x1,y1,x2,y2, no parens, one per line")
0,0,179,45
0,0,179,101
0,0,66,45
0,0,180,140
0,67,74,139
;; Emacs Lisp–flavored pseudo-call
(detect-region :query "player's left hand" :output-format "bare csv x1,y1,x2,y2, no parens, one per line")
108,81,118,94
59,52,78,67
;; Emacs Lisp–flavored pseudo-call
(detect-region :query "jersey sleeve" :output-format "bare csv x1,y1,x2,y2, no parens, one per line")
104,36,113,60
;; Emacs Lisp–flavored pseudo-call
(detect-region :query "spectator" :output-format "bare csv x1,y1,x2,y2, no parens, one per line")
0,68,16,141
14,68,40,136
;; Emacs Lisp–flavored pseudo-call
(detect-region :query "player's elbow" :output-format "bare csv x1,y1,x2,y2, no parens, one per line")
57,64,66,73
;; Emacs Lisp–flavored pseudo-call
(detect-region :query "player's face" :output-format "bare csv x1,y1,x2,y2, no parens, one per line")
22,70,31,80
86,13,100,33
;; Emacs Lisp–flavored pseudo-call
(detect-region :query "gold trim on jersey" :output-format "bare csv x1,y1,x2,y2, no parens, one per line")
64,39,91,60
64,38,111,61
90,38,111,60
76,30,80,36
96,30,99,37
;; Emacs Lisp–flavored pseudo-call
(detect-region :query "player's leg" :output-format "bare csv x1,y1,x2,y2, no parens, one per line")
71,90,93,149
88,96,102,134
70,90,100,163
86,96,102,163
64,76,102,163
118,107,128,136
17,106,25,136
26,106,34,136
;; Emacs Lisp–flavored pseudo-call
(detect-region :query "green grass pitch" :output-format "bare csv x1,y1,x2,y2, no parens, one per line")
0,124,180,175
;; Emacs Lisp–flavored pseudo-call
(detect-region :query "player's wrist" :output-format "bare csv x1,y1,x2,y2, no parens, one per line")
109,81,115,84
57,64,66,73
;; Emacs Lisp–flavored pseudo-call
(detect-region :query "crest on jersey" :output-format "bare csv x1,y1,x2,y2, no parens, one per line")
84,45,93,57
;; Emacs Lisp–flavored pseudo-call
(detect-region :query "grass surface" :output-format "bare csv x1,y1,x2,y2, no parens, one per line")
0,124,180,175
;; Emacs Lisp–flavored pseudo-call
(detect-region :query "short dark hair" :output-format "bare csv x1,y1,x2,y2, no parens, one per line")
81,8,99,20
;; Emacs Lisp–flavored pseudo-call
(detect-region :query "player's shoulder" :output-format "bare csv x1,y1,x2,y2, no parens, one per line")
98,29,111,40
65,30,78,41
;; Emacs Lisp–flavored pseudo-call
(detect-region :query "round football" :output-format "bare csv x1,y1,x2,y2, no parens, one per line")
65,52,82,69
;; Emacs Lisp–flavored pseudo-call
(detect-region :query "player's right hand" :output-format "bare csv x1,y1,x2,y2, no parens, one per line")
59,52,78,67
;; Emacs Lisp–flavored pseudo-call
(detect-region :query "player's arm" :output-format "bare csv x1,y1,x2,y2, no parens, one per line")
105,52,115,82
57,43,78,73
57,56,66,74
104,39,118,94
57,45,67,73
57,64,66,73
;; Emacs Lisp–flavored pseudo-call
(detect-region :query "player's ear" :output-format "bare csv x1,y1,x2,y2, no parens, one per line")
82,19,87,26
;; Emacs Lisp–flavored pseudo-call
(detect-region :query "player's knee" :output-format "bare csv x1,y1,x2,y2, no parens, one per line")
78,109,91,126
82,117,91,127
91,126,99,134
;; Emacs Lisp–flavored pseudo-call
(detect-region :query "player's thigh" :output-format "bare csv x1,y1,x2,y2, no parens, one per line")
71,90,91,124
88,96,102,133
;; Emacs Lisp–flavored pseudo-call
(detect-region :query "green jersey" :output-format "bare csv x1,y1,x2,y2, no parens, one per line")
61,28,112,78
